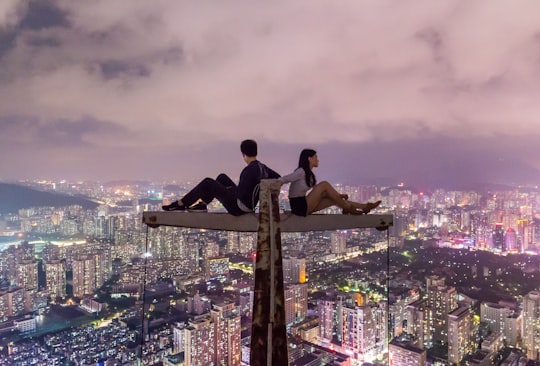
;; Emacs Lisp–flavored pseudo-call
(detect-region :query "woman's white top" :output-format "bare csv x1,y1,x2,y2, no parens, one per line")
279,168,311,198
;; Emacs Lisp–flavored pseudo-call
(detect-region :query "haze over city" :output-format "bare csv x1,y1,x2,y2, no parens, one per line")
1,1,540,186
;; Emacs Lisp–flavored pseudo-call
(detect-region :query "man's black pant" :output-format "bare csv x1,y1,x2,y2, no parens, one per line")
181,174,246,216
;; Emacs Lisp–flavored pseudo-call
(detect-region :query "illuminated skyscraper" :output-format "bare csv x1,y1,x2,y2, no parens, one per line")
517,219,534,253
227,232,240,253
93,250,110,290
205,257,229,281
44,260,66,299
211,303,241,365
341,302,387,361
523,290,540,360
172,322,185,354
204,240,220,259
238,233,256,255
283,256,306,284
16,260,38,291
330,231,347,255
318,299,336,341
492,223,504,252
184,316,215,366
182,235,200,272
72,256,96,297
0,287,25,317
504,228,517,252
426,276,457,344
480,302,520,346
405,299,428,347
389,289,421,338
284,283,308,326
447,306,474,365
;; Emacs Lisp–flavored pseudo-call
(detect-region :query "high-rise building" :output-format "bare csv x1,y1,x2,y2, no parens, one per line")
389,340,426,366
184,314,216,366
447,306,474,365
227,232,240,254
341,302,387,361
182,235,200,272
184,316,215,366
44,260,66,299
492,223,504,252
504,228,518,252
285,283,308,326
0,287,25,317
93,250,110,290
517,219,534,253
172,322,185,355
16,260,38,291
283,256,306,284
426,276,457,344
480,302,520,347
389,289,421,338
318,299,336,342
72,256,96,297
238,233,256,255
523,290,540,360
41,243,61,262
330,231,347,255
211,303,241,365
405,299,428,347
204,240,220,259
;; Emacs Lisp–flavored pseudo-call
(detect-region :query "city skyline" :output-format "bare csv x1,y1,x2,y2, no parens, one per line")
1,179,539,364
1,1,540,186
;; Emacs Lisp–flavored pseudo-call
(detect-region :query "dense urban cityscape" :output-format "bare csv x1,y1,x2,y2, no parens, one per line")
0,179,539,365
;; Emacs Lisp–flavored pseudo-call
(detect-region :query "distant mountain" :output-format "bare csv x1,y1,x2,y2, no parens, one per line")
0,183,99,214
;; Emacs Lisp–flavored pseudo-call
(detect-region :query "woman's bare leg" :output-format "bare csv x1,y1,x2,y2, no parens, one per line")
306,181,360,214
309,197,335,213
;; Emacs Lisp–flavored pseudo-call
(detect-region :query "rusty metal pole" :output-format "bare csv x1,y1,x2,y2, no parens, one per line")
250,179,288,366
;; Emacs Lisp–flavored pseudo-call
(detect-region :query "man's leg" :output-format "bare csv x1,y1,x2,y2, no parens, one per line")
216,173,237,189
181,177,244,216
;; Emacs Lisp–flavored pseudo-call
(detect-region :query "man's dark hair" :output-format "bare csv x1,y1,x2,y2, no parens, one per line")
240,139,258,157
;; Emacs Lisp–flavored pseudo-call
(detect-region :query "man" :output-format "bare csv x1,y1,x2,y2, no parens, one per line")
162,139,280,216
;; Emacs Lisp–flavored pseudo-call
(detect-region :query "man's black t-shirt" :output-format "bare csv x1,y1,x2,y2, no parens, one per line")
237,160,280,211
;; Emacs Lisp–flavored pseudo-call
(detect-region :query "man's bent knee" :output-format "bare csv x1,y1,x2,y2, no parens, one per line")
201,177,216,185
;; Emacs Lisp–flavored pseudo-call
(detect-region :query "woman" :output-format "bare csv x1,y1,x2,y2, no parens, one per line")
278,149,381,216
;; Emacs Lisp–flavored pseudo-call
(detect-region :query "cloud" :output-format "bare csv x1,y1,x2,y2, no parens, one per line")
1,1,540,182
0,0,28,29
0,115,133,148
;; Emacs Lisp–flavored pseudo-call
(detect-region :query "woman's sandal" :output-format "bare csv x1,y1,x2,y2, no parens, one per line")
362,200,382,214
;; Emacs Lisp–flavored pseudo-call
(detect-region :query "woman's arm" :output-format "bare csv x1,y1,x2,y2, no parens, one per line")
279,168,304,184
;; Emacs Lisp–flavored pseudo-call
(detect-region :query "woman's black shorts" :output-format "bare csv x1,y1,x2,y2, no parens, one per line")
289,197,308,217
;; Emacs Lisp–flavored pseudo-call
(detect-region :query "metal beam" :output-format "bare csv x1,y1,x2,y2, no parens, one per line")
142,211,393,232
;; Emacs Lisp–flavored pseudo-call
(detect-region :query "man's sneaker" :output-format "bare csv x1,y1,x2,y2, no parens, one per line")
162,201,185,211
188,202,208,212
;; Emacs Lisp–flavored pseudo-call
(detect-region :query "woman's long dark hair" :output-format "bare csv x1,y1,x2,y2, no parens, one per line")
298,149,317,187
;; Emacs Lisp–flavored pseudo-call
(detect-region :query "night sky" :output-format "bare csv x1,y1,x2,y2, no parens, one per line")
1,1,540,188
